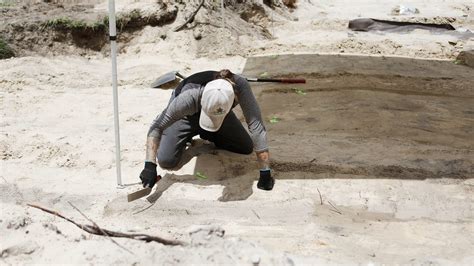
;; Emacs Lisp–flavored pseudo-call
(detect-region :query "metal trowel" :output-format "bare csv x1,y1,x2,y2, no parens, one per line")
150,71,186,88
127,187,152,202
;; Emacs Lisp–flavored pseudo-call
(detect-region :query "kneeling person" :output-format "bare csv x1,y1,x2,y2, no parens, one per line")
139,70,274,191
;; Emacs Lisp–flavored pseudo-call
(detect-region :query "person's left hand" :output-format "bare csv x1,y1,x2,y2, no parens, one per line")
257,169,274,190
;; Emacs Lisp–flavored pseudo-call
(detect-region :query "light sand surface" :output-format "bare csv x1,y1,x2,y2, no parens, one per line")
1,0,473,265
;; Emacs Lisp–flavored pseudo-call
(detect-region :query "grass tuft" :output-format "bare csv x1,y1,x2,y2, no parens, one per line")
42,10,145,33
116,9,142,30
0,0,14,8
42,17,106,31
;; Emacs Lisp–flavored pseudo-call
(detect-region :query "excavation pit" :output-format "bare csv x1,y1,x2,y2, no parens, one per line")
242,54,473,180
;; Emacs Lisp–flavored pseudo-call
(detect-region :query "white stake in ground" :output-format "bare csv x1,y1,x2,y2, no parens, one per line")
221,0,224,28
108,0,122,187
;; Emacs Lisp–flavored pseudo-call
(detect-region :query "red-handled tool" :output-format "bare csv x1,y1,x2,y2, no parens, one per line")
151,71,306,88
246,77,306,83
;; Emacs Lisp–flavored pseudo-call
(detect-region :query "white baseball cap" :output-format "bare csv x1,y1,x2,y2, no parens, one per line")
200,79,235,132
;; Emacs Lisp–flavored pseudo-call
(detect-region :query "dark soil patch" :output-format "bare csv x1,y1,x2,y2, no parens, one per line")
0,37,15,59
0,2,177,57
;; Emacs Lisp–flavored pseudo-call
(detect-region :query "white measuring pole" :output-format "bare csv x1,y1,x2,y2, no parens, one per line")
108,0,122,187
221,0,224,29
222,0,227,54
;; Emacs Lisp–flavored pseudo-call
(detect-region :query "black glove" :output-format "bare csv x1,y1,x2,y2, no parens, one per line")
140,162,160,188
257,169,274,191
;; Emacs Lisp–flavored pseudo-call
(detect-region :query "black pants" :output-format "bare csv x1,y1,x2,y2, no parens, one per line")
157,111,253,169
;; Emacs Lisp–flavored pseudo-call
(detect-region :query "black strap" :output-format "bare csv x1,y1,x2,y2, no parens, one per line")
174,71,216,97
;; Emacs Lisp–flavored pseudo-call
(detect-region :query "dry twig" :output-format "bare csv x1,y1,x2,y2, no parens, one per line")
132,201,156,215
174,0,205,32
317,188,323,205
252,209,261,219
27,203,185,246
328,201,342,215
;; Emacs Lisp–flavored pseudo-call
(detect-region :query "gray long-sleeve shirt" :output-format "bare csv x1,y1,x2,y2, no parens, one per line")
148,74,268,152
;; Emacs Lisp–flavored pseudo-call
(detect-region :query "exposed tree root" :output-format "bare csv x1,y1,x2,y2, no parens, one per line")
27,203,185,246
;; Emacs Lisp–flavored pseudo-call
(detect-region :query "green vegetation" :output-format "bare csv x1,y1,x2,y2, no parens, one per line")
195,172,208,179
269,116,280,124
120,9,142,23
0,0,15,8
294,88,306,95
116,9,142,29
41,10,144,32
42,17,107,31
0,38,15,59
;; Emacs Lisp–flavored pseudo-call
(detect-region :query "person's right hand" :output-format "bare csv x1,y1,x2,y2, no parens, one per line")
139,162,160,188
257,169,274,191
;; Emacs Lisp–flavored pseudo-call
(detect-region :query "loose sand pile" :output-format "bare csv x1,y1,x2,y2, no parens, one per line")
1,0,473,265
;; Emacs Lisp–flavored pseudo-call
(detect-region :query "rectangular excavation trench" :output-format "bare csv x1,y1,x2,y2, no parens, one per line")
242,54,473,181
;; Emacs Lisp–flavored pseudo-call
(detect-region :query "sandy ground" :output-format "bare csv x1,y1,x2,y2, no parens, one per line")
1,0,474,265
